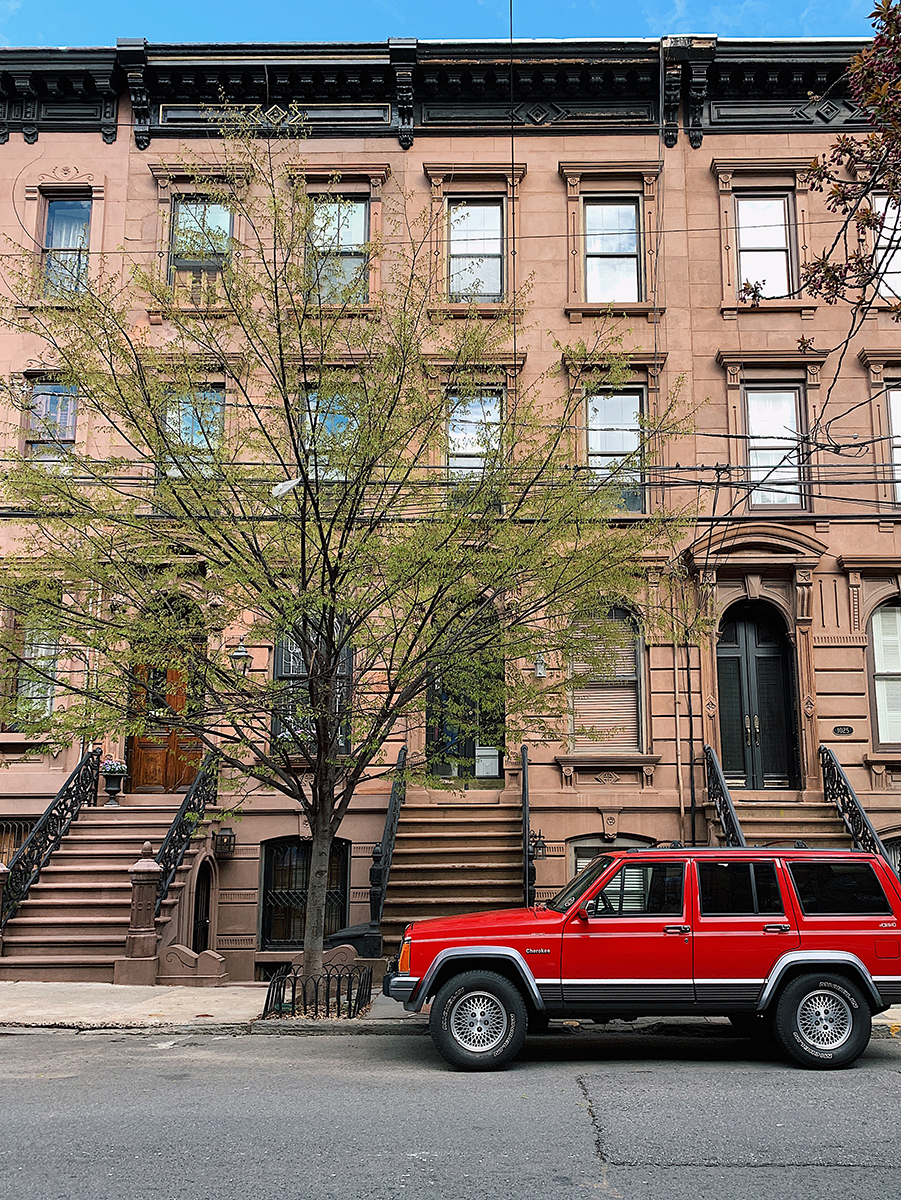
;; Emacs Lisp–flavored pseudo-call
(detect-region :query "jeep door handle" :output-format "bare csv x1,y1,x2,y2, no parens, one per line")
763,924,791,933
664,925,691,935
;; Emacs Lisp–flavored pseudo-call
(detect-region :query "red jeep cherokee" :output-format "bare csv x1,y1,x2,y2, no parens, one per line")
382,847,901,1070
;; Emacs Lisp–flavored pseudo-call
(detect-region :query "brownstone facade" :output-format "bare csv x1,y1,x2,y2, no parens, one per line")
3,34,901,983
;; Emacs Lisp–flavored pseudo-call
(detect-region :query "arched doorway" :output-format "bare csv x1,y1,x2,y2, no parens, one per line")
128,595,205,793
716,601,799,791
192,859,213,954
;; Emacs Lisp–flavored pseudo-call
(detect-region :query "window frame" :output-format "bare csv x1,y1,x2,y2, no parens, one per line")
582,196,643,306
733,190,797,302
272,624,353,755
306,195,371,306
446,389,503,478
743,384,807,511
868,600,901,752
160,384,226,479
23,379,78,461
571,606,645,754
872,193,901,304
1,607,59,734
42,193,93,297
446,196,505,304
585,387,645,513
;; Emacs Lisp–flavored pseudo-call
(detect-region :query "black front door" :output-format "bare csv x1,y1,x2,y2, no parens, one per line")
716,604,797,790
192,860,212,954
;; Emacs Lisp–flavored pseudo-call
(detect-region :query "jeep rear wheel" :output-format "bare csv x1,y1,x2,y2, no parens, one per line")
429,971,528,1071
772,973,871,1069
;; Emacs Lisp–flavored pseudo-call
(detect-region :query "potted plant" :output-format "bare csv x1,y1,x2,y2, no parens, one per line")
99,757,128,807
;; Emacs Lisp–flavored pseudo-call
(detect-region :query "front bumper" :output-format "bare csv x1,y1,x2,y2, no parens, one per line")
382,970,421,1008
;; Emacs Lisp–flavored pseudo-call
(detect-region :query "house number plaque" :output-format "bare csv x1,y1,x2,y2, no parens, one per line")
833,726,853,736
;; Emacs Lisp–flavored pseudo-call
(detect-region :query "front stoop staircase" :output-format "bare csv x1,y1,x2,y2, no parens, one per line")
718,795,852,848
380,791,524,952
0,801,195,983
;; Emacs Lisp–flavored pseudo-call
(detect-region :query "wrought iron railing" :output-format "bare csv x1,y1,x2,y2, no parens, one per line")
521,744,534,906
819,744,892,862
703,744,747,848
155,753,219,916
0,747,101,928
366,744,408,934
263,963,373,1019
0,820,35,868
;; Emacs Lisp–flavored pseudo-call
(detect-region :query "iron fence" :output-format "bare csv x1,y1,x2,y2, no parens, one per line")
0,820,35,866
263,963,373,1020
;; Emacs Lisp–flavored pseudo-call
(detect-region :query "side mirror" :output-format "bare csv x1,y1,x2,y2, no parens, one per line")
576,899,597,920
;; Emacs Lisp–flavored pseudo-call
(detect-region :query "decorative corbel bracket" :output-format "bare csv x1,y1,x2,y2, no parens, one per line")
390,39,417,150
117,39,151,151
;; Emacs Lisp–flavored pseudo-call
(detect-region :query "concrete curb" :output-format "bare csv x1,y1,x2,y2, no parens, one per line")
1,1016,898,1038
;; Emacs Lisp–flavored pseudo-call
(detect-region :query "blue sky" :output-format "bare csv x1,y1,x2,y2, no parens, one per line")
0,0,879,49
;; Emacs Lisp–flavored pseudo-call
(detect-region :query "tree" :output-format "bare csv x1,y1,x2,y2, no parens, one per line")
0,117,685,974
803,1,901,316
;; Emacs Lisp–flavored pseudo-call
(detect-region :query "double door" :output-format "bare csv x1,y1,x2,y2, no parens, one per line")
129,664,201,792
716,605,797,790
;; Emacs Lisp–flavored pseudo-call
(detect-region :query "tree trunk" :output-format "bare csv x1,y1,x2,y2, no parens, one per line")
301,809,332,977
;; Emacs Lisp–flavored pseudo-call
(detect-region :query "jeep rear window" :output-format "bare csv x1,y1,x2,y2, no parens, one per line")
697,861,785,916
788,861,893,916
546,856,612,911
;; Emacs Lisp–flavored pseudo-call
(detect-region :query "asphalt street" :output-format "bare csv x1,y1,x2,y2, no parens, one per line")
1,1026,900,1200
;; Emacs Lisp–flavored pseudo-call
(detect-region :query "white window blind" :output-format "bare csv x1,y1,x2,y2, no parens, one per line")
573,615,641,750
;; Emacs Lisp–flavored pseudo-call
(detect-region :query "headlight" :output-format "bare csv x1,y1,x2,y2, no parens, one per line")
398,937,412,974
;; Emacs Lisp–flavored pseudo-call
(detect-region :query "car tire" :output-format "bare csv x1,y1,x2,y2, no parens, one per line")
429,971,528,1071
772,973,871,1069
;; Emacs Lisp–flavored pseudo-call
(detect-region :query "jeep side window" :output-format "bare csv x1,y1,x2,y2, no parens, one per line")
594,862,684,917
697,861,785,916
788,861,893,916
546,855,612,912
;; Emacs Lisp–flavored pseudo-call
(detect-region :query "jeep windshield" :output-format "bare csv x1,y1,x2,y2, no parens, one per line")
545,856,613,912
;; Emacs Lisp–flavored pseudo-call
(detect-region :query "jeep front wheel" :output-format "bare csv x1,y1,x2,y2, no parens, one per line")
772,973,871,1069
429,971,528,1071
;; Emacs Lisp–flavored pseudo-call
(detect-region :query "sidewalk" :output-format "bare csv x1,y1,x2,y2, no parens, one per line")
0,980,899,1038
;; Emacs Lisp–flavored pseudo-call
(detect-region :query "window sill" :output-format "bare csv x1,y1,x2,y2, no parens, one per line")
565,303,664,324
722,300,817,320
429,303,517,321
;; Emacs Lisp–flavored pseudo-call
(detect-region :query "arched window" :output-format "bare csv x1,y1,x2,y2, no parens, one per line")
572,608,642,751
871,601,901,747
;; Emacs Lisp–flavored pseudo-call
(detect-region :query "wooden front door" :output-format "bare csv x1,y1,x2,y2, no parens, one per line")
129,664,202,793
716,604,798,791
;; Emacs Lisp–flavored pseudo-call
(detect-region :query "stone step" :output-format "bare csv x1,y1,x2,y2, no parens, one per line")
0,957,117,983
1,934,127,958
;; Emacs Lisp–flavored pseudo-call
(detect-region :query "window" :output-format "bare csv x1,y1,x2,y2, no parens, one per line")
734,194,794,300
584,199,641,303
573,608,642,751
307,198,369,304
447,199,504,302
745,388,803,507
591,862,684,917
170,198,231,271
301,390,353,483
889,388,901,502
788,860,892,916
697,861,785,916
447,392,501,476
586,390,643,512
874,194,901,302
273,626,352,754
5,625,58,729
43,196,91,296
163,387,225,476
261,838,349,947
871,602,901,745
25,383,77,460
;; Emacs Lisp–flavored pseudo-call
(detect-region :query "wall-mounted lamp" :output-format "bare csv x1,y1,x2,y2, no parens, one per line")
534,653,547,679
214,827,237,857
229,637,253,676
